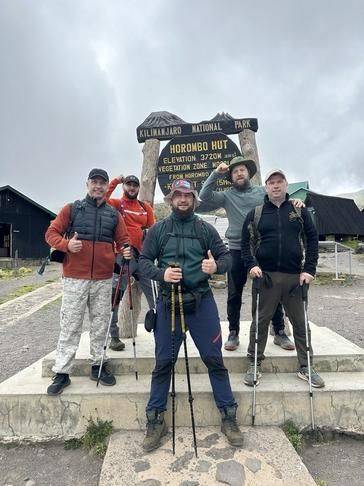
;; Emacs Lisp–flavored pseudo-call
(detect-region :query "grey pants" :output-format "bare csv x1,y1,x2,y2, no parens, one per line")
53,277,112,374
110,257,155,338
247,272,313,367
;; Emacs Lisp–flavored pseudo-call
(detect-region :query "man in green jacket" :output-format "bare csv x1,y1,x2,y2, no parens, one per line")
139,179,244,452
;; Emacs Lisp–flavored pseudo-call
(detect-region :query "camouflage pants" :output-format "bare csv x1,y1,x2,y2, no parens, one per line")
52,277,112,374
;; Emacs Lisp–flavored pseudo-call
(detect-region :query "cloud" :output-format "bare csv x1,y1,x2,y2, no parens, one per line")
1,0,363,211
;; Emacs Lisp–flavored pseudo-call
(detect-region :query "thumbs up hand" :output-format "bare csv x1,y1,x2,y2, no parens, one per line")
68,232,83,253
202,249,217,275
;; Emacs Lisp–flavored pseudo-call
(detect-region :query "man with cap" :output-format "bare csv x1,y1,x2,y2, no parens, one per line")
199,157,297,351
105,174,155,351
139,178,244,452
241,169,324,388
45,169,131,395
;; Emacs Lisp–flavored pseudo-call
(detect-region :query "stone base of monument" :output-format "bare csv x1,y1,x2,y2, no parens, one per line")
0,322,363,441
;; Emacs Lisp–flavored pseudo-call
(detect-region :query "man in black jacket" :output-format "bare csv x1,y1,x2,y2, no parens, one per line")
139,178,244,452
241,169,325,388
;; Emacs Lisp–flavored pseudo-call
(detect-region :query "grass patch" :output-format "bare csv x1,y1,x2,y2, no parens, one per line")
0,267,33,279
282,421,304,452
315,480,328,486
314,272,353,286
64,417,113,457
0,283,44,305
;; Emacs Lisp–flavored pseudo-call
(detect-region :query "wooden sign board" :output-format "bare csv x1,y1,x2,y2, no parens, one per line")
157,133,241,196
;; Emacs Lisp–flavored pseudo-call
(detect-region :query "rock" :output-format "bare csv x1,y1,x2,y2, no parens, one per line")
196,433,220,448
195,459,212,473
134,460,150,472
25,481,36,486
245,457,261,473
216,460,246,486
137,480,161,486
180,482,199,486
170,451,194,472
206,447,235,460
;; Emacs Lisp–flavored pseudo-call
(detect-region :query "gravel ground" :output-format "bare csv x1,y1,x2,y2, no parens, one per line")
0,259,363,485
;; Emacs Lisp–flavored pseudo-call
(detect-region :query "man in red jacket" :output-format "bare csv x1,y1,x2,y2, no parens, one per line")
105,174,156,350
45,168,131,395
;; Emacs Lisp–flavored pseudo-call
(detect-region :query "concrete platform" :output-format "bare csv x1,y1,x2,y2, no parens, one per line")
42,322,364,376
99,426,316,485
1,358,364,439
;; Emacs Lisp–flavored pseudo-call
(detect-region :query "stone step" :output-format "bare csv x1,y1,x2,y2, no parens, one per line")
42,322,364,376
1,358,363,439
99,426,316,486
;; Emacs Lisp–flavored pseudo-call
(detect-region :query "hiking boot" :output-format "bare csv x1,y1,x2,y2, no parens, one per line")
297,366,325,388
273,331,295,350
224,331,240,351
220,406,244,447
243,362,262,387
90,363,116,386
47,373,71,396
109,337,125,351
142,410,168,452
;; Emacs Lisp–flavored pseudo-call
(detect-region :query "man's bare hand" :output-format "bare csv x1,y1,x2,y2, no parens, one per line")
290,198,305,208
202,249,217,275
300,272,314,285
68,232,82,253
164,266,183,283
216,162,229,174
122,246,132,260
116,174,124,183
249,266,262,278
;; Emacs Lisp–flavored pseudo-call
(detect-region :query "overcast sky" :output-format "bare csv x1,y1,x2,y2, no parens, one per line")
1,0,363,212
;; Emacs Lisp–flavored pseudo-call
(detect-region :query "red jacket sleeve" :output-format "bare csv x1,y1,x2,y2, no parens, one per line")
45,204,72,252
114,213,130,253
105,178,122,200
144,202,156,228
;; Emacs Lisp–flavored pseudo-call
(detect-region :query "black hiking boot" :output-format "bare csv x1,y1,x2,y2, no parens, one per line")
220,406,244,447
224,331,240,351
109,337,125,351
47,373,71,396
90,363,116,386
142,410,168,452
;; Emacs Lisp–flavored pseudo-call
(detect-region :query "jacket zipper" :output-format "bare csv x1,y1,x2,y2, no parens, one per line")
90,206,98,279
277,206,282,270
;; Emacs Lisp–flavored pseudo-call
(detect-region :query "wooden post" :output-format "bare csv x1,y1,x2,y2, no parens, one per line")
238,130,262,185
119,138,160,338
138,138,160,205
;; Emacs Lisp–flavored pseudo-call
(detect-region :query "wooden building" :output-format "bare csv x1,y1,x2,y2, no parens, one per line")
0,185,56,260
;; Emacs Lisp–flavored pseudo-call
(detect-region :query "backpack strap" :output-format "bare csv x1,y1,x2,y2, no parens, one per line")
157,217,174,264
248,204,264,255
193,217,209,257
65,200,86,238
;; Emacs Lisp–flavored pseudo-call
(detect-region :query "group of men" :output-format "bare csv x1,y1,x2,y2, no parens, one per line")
45,157,324,452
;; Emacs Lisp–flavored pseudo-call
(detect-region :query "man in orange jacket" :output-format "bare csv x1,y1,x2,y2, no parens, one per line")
45,168,131,395
105,174,156,350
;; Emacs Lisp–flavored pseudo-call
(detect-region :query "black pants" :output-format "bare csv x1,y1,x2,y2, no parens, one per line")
227,249,284,335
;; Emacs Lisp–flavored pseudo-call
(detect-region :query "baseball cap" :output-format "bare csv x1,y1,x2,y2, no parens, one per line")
88,168,109,182
264,169,287,183
124,175,140,185
164,179,200,206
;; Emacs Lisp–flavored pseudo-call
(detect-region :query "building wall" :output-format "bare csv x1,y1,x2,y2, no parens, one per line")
0,189,53,259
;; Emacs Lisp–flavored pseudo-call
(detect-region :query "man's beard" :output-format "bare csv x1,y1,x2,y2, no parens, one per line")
233,179,250,191
125,191,138,200
172,205,194,219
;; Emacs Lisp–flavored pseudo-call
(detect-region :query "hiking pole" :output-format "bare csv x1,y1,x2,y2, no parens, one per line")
126,251,138,381
302,283,315,430
177,281,198,458
38,256,50,275
252,276,262,426
97,258,126,387
171,283,176,455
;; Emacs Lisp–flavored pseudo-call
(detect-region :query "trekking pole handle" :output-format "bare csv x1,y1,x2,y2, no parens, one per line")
252,276,263,291
302,283,309,302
